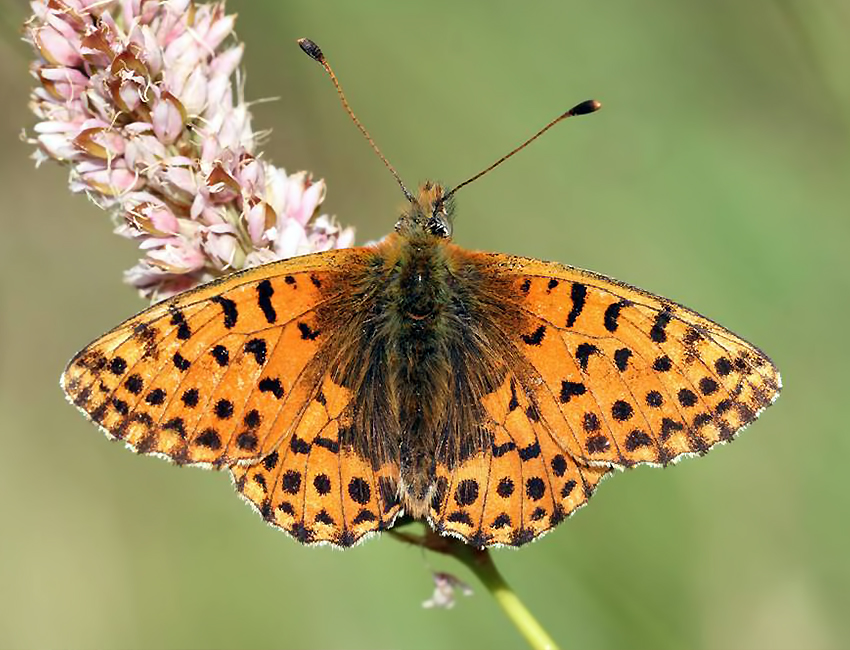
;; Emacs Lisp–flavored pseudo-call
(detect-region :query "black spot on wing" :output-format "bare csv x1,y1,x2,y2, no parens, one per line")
169,306,191,340
715,357,733,376
163,417,187,438
492,441,517,458
521,325,546,346
243,409,261,428
124,374,143,395
314,436,340,453
660,417,684,440
172,352,190,371
214,399,234,419
507,381,519,412
518,441,541,461
496,477,514,498
290,434,310,455
212,295,238,329
653,355,672,372
281,470,301,494
447,511,473,526
699,377,719,395
256,279,277,324
645,391,663,407
551,455,567,476
586,435,609,453
245,338,267,365
625,429,652,451
454,479,479,506
613,348,632,372
236,431,259,451
583,412,600,432
297,322,320,341
611,400,633,421
566,283,587,327
650,309,672,343
604,299,631,332
110,397,129,416
678,388,698,407
181,388,199,407
108,357,127,376
575,343,599,371
313,474,332,495
352,509,376,525
348,477,371,505
210,345,229,367
263,451,279,470
525,477,545,500
560,380,586,403
145,388,166,405
258,377,284,399
195,428,221,449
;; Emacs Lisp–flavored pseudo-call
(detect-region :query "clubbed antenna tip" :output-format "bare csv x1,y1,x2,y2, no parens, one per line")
567,99,602,116
297,37,414,202
443,98,602,202
297,38,324,63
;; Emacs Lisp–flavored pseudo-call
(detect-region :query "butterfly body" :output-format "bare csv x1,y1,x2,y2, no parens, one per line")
62,183,780,548
300,184,518,519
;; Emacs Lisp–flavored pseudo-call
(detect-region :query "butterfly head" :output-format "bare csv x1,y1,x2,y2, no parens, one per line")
395,181,454,240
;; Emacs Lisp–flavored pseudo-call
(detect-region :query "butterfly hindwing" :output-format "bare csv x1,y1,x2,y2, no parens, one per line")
232,371,403,546
431,370,612,547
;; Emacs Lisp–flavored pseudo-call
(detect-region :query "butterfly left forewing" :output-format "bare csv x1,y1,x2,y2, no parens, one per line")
61,248,368,467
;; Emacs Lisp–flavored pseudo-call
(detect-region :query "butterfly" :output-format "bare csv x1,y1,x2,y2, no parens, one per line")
61,39,781,549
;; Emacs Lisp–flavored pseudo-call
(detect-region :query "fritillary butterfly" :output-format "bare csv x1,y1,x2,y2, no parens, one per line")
61,40,780,549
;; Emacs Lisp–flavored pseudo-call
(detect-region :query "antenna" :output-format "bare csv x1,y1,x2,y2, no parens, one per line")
298,38,414,203
441,99,602,204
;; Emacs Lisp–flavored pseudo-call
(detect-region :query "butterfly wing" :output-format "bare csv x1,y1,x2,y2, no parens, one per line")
231,371,403,546
497,254,781,467
429,371,612,547
61,248,367,468
433,252,780,547
63,247,403,546
228,320,405,547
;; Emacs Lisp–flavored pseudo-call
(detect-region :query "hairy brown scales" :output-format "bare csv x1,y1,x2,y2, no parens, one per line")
309,188,528,517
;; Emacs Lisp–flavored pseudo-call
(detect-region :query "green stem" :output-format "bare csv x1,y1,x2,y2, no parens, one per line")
455,546,561,650
390,525,561,650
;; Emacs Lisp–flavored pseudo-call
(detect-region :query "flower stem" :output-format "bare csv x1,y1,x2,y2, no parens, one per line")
390,524,561,650
460,548,561,650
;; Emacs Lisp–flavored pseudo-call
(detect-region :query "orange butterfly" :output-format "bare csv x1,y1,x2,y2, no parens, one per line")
61,40,780,548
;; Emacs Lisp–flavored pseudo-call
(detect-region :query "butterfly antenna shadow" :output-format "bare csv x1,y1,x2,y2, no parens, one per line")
298,38,415,203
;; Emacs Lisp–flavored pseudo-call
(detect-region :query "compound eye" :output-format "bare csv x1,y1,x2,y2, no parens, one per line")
426,215,451,238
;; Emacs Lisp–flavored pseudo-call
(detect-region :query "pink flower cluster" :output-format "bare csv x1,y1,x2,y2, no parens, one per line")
26,0,354,300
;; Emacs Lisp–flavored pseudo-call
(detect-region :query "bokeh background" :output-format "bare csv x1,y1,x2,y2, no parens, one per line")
2,1,848,649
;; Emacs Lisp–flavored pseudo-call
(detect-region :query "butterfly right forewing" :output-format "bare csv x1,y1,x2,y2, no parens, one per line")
487,253,781,469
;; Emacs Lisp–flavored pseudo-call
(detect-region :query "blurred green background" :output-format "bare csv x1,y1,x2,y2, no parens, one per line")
2,1,848,649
